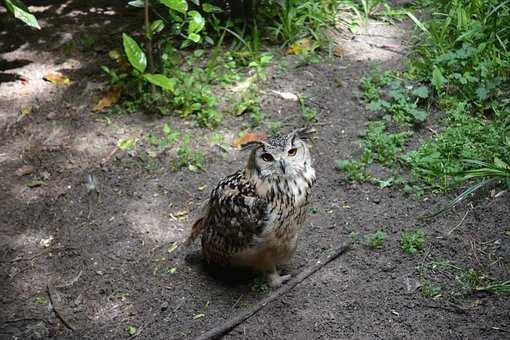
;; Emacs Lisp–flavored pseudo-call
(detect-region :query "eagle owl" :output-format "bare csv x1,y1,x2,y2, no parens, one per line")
186,128,316,286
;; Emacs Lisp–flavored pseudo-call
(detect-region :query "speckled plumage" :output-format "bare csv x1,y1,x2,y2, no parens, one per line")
186,128,316,285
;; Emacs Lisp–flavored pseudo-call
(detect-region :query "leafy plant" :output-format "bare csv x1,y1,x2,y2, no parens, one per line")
421,280,441,298
400,230,426,255
424,158,510,218
173,134,204,172
268,0,339,47
336,149,372,182
364,230,386,249
252,276,271,294
361,121,412,165
3,0,40,29
298,94,317,122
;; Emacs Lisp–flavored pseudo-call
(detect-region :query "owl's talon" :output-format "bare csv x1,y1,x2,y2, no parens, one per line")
268,271,291,287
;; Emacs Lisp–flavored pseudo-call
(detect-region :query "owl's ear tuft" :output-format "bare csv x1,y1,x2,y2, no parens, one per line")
291,127,316,142
240,140,264,151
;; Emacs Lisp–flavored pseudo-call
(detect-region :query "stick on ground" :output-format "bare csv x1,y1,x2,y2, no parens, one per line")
191,242,351,340
47,283,76,331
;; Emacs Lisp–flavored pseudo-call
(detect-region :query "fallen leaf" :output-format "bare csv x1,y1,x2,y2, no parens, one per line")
109,49,122,60
169,210,189,220
233,131,267,148
117,137,135,151
15,164,33,177
287,38,313,55
271,90,298,101
27,180,46,188
43,72,70,86
333,46,345,57
167,243,179,253
20,105,32,115
92,87,121,112
231,75,256,93
193,313,205,320
197,185,207,191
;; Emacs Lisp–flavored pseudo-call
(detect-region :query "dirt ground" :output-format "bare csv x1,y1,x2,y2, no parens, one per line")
1,2,509,339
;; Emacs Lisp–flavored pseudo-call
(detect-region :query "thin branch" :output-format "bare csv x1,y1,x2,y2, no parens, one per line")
47,283,76,331
447,209,470,235
191,242,351,340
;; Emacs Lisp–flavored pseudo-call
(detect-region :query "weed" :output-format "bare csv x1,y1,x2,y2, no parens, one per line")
336,149,372,182
268,0,339,47
252,276,271,294
173,134,205,172
364,230,386,249
421,280,441,298
267,121,283,136
34,295,47,305
400,230,426,255
298,94,318,122
138,151,159,174
486,280,510,295
361,121,412,165
421,260,510,297
350,231,361,243
360,70,430,124
235,93,265,127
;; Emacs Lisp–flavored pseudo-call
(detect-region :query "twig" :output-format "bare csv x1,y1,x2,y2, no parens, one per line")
447,209,470,235
47,283,76,331
191,242,351,340
55,270,83,289
422,302,467,314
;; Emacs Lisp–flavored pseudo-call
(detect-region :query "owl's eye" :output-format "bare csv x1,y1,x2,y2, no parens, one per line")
288,148,297,156
261,153,274,162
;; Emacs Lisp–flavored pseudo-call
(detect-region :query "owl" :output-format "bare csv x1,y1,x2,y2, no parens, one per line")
185,128,316,287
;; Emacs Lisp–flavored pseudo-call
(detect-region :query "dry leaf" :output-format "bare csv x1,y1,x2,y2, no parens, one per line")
169,209,189,220
92,87,121,112
233,131,267,148
20,105,32,116
271,90,298,101
43,72,70,86
15,164,33,177
333,46,345,57
287,38,313,55
231,75,256,93
108,49,121,61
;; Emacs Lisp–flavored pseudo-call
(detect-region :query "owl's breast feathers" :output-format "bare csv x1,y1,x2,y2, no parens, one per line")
187,166,315,266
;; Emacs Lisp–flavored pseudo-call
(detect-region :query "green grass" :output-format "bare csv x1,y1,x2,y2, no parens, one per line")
420,260,510,297
344,0,510,212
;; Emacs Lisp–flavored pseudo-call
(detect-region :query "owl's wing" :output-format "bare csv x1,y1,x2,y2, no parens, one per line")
203,171,268,251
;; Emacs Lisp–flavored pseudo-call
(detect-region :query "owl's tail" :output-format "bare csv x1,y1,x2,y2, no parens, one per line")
184,217,206,247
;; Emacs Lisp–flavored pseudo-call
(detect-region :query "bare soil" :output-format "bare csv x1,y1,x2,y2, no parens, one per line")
1,2,509,339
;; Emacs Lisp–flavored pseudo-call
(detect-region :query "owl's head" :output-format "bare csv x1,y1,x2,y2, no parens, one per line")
243,128,314,179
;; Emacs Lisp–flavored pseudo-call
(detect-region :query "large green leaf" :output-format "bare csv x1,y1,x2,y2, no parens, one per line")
160,0,188,14
188,10,205,34
143,74,177,92
122,33,147,73
4,0,40,29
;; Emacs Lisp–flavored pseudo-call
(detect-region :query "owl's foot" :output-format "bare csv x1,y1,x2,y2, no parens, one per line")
267,270,291,287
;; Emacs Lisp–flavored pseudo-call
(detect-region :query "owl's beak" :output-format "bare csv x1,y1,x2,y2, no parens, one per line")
279,159,287,174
